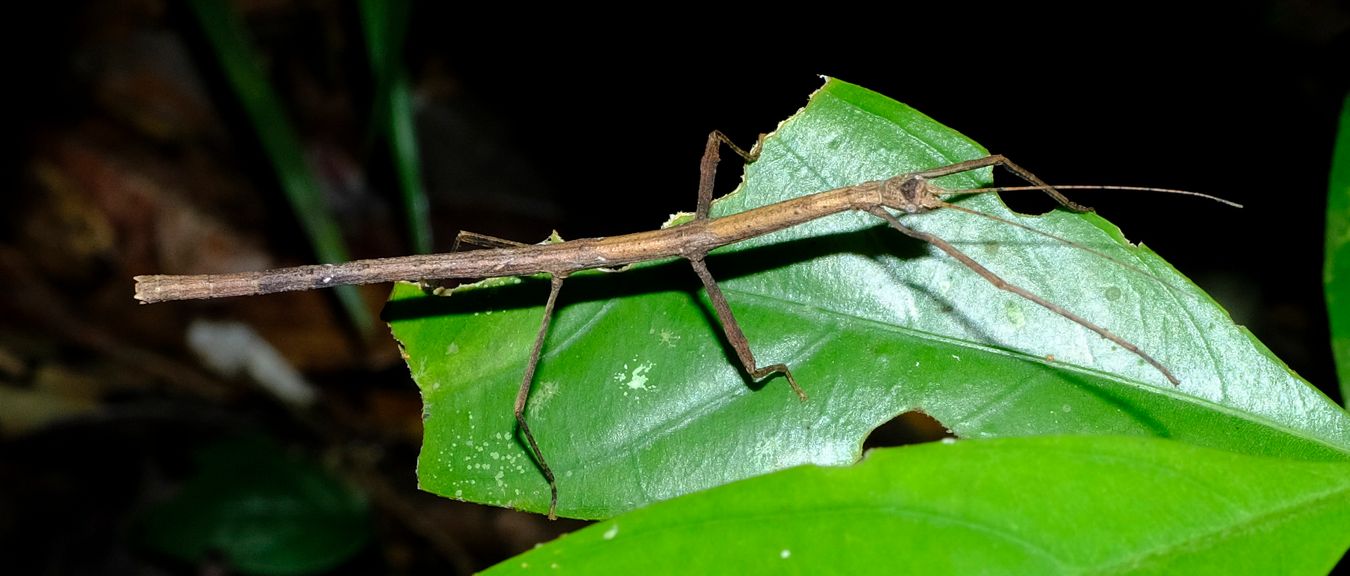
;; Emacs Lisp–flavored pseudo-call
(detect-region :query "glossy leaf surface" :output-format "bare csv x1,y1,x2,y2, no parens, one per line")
484,436,1350,575
388,79,1350,519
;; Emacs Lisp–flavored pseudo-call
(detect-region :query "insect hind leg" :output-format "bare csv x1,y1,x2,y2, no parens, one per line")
514,274,567,519
452,230,529,251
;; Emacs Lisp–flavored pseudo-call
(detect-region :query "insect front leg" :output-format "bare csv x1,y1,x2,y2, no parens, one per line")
865,207,1179,386
916,155,1092,213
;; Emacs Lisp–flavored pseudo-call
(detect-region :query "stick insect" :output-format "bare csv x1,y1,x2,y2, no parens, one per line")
134,132,1237,519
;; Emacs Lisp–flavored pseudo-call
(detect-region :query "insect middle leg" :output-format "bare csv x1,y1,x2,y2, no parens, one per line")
696,130,764,219
687,256,807,400
690,130,805,400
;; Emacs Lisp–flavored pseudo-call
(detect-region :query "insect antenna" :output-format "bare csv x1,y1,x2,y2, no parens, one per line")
931,184,1240,299
954,185,1243,208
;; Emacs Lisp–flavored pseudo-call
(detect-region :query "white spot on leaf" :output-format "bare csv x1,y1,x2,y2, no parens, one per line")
624,363,653,390
656,329,681,348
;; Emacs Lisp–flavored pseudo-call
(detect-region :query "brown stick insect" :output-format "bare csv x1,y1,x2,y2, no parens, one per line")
134,119,1237,519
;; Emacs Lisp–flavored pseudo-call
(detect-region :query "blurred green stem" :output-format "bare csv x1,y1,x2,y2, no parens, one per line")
188,0,375,336
1325,91,1350,406
361,0,433,254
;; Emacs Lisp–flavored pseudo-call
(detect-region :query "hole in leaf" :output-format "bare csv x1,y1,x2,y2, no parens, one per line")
862,411,954,451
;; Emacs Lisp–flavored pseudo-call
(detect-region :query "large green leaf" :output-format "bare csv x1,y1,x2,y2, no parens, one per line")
386,78,1350,519
483,436,1350,574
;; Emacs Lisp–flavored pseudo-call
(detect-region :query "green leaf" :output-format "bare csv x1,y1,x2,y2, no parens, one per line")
482,436,1350,575
138,434,369,575
1326,91,1350,406
387,78,1350,519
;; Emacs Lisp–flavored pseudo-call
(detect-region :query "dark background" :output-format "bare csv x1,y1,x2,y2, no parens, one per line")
2,0,1346,573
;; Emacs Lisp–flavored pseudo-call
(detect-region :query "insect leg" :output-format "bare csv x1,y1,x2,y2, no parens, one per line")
451,230,529,251
417,231,532,293
915,155,1092,213
515,274,567,519
865,207,1180,386
687,256,807,400
696,131,763,220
